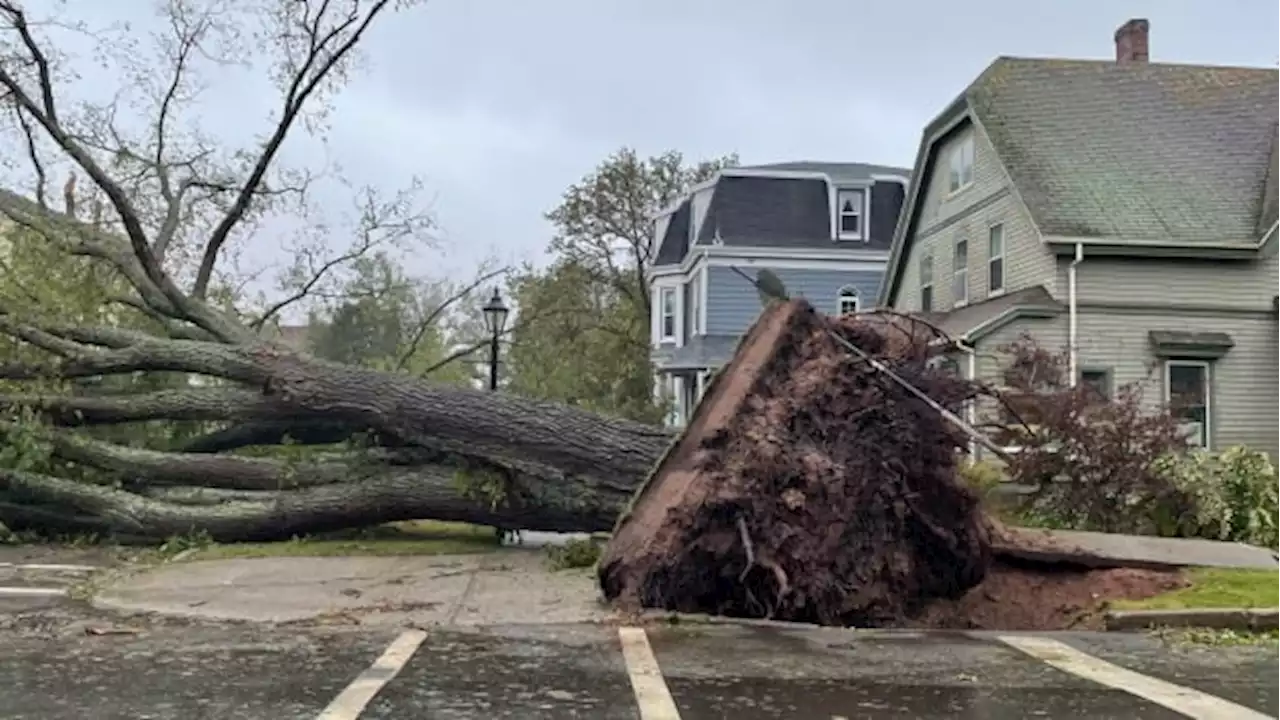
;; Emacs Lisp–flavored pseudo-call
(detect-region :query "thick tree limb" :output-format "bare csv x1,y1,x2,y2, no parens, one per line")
135,486,278,506
255,353,675,481
0,461,624,541
178,419,366,452
0,388,287,426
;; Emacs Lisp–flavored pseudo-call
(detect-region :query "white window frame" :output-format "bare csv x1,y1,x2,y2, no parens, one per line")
948,136,975,194
952,237,968,307
659,287,677,342
988,223,1005,296
836,189,865,240
1163,360,1212,449
837,285,861,315
919,254,934,312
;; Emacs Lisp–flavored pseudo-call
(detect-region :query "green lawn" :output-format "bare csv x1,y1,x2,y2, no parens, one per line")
1112,567,1280,610
179,520,502,561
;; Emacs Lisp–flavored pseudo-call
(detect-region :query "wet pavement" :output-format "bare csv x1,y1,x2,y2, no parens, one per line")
0,615,1275,719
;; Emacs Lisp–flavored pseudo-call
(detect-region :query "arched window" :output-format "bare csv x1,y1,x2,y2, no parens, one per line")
837,286,860,315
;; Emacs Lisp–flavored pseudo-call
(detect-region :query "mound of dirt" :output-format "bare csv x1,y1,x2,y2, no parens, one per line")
598,300,992,626
914,560,1190,631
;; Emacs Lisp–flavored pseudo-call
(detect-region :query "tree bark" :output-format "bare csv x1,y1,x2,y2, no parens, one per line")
0,456,630,542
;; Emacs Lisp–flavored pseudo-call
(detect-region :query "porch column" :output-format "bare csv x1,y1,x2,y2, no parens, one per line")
672,375,686,426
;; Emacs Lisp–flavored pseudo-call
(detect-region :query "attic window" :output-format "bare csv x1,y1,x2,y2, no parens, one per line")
948,135,974,194
836,189,864,240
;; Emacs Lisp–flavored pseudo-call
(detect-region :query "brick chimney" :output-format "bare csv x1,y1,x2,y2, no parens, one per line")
1114,18,1150,64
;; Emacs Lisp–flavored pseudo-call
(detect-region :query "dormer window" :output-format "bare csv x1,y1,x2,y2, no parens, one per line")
836,189,864,240
837,286,861,315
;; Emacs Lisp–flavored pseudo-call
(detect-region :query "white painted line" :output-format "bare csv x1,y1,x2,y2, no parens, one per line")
999,635,1272,720
0,587,69,597
618,627,682,720
314,629,427,720
0,562,98,572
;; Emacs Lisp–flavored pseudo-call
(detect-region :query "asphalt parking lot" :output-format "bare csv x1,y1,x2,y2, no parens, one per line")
0,617,1275,720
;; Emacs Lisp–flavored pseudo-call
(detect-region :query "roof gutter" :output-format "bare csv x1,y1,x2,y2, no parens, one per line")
956,338,979,458
1045,234,1271,260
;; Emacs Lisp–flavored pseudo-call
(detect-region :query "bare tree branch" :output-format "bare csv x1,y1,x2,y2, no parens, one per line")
0,2,249,344
191,0,395,298
395,266,509,372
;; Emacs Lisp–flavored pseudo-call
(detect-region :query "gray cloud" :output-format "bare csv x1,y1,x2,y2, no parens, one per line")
13,0,1280,281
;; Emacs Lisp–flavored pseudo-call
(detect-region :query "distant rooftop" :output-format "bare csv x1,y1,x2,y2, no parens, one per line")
742,161,911,185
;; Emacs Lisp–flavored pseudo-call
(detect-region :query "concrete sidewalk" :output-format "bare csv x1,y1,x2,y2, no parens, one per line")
92,548,609,626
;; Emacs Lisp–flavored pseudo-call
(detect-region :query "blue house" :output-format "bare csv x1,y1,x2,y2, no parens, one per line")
648,161,911,427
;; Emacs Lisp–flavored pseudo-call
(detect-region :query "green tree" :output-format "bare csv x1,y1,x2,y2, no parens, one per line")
305,252,490,388
505,258,656,421
509,148,736,420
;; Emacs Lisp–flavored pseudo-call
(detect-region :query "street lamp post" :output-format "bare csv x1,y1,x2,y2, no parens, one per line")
481,287,509,391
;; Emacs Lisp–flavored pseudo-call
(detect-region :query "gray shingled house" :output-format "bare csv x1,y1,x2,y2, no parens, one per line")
878,19,1279,459
649,161,910,427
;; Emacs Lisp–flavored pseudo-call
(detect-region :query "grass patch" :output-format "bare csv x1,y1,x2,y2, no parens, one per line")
1151,627,1279,647
544,536,602,570
1113,567,1280,611
174,520,502,561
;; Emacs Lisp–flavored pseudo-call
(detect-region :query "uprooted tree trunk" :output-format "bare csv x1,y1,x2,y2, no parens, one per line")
0,326,674,540
598,301,993,627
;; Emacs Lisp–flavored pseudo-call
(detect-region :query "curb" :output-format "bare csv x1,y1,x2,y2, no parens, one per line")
635,610,834,632
1104,608,1279,632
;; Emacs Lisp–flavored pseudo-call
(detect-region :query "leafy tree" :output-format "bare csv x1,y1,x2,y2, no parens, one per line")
505,258,657,421
305,252,493,388
509,148,737,420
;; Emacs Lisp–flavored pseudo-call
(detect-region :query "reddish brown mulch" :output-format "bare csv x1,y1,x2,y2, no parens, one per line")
913,560,1191,631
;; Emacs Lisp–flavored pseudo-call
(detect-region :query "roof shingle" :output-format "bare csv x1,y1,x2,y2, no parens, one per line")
969,58,1278,244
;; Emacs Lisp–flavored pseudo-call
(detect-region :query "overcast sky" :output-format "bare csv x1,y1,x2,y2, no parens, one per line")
17,0,1280,289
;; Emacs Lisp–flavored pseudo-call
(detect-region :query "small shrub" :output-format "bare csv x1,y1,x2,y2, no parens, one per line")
990,337,1189,534
545,536,602,570
957,459,1006,496
1152,446,1279,549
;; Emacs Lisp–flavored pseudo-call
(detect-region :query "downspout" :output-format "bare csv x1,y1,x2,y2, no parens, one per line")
956,338,978,459
1067,242,1083,387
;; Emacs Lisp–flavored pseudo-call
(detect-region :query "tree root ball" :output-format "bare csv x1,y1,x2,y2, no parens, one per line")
599,300,992,627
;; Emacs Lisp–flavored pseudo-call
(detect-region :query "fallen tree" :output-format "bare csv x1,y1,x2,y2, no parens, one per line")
0,0,676,541
0,320,672,539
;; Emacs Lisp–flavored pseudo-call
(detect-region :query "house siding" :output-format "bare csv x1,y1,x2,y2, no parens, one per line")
892,122,1056,311
971,311,1279,460
705,265,883,336
1058,248,1278,310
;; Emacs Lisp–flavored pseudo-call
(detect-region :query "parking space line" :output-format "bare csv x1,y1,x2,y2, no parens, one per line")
999,635,1271,720
618,627,682,720
0,587,69,597
314,629,428,720
0,562,98,572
